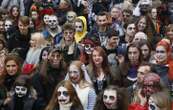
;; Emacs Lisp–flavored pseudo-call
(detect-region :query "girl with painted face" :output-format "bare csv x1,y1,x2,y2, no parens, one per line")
74,16,88,43
45,80,84,110
94,85,128,110
151,39,173,81
65,60,96,110
148,91,172,110
3,75,37,110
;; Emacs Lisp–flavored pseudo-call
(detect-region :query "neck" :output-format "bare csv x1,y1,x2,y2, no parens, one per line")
98,26,106,32
65,40,73,46
59,102,72,110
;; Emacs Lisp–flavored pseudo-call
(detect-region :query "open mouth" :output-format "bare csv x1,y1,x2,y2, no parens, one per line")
59,99,67,102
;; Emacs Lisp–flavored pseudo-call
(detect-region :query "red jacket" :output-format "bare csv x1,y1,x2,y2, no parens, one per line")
128,103,148,110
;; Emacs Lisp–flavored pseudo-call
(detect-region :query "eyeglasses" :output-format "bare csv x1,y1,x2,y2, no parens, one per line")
57,91,69,97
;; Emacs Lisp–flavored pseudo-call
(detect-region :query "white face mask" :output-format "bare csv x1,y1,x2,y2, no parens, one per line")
43,15,50,25
48,15,58,29
5,20,12,31
15,86,28,98
57,86,70,105
103,90,117,109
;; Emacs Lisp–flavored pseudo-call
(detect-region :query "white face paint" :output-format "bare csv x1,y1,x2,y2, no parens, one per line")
155,46,167,64
43,15,50,25
48,15,58,29
84,44,93,54
5,20,12,31
103,90,117,109
148,97,160,110
68,65,80,84
75,22,83,32
57,86,70,105
66,12,76,22
15,86,28,98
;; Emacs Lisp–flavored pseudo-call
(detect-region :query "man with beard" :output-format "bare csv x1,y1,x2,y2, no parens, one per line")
7,16,32,60
31,48,66,110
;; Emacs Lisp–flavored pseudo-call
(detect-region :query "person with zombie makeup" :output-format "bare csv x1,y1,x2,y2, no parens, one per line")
128,72,167,110
79,37,99,65
42,14,63,46
94,85,128,110
57,23,80,64
150,39,173,97
74,16,88,43
87,46,123,94
127,62,151,103
54,0,72,26
31,48,67,109
7,16,33,60
4,18,14,40
65,11,77,26
148,91,172,110
65,60,96,110
3,75,37,110
45,80,84,110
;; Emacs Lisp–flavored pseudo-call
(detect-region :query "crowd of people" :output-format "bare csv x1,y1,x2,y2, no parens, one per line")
0,0,173,110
